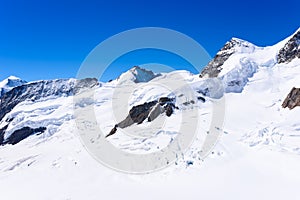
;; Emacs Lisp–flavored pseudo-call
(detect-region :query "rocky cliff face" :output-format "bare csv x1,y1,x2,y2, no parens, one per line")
282,87,300,109
277,30,300,63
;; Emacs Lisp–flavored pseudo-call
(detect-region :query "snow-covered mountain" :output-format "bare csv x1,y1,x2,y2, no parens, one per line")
117,66,161,84
1,28,300,200
0,76,26,97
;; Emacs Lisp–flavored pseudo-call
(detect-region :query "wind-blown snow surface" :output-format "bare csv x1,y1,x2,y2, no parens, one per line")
1,30,300,199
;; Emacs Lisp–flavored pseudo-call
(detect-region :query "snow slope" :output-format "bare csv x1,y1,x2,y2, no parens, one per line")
0,28,300,200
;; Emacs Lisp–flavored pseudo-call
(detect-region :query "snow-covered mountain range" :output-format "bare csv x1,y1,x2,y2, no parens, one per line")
1,28,300,200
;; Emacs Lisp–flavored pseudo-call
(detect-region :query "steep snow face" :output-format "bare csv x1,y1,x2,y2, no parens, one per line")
0,76,26,97
117,66,161,84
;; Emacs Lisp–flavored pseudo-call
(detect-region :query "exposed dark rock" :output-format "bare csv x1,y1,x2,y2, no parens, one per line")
277,30,300,63
197,96,206,103
105,125,118,138
0,125,46,145
165,103,174,117
158,97,174,105
5,117,14,123
5,127,47,145
106,97,177,137
0,125,9,145
282,87,300,109
197,88,209,96
182,100,196,106
118,101,158,128
200,39,238,78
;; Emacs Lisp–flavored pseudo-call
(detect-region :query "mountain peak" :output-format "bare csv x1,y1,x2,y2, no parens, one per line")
0,76,27,97
200,37,257,78
226,37,257,53
6,75,21,80
118,66,161,84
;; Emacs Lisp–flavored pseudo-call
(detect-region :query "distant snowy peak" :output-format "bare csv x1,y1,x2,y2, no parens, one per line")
0,76,26,97
277,28,300,63
117,66,161,84
200,37,257,78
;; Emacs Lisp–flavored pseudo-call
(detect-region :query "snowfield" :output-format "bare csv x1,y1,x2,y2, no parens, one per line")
0,28,300,199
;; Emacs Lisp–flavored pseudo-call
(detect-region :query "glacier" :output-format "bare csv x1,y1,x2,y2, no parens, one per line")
0,28,300,199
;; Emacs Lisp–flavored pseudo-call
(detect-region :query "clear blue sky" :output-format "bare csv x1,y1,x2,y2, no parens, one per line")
0,0,299,82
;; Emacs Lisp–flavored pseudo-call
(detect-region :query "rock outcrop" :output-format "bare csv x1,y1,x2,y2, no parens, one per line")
106,97,177,138
277,30,300,63
0,123,47,145
282,87,300,109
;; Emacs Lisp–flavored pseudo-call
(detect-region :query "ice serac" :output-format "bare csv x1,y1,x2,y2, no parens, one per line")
0,76,27,97
117,66,161,84
277,29,300,63
200,38,256,78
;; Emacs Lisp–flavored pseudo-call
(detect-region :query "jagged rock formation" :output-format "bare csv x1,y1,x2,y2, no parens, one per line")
106,97,177,138
277,30,300,63
282,87,300,109
200,38,255,78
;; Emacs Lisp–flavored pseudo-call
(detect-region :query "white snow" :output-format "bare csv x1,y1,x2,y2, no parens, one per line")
0,29,300,199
